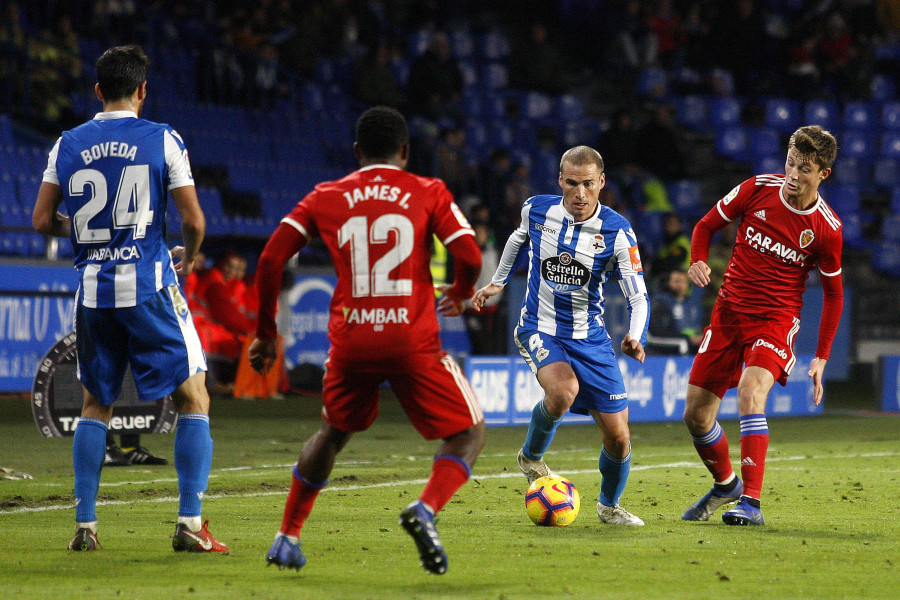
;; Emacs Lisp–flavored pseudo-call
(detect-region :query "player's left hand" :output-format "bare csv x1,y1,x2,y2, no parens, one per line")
436,284,466,317
170,246,192,277
621,334,646,363
808,357,827,405
248,337,277,374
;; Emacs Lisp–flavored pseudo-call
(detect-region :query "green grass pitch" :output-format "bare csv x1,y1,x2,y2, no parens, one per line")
1,391,897,600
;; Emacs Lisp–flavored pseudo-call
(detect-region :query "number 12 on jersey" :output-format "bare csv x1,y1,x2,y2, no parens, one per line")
338,214,414,298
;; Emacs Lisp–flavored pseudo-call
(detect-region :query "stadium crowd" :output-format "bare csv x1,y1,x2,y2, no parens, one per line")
3,0,900,378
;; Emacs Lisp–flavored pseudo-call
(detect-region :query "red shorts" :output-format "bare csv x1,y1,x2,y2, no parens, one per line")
689,303,800,398
321,351,483,440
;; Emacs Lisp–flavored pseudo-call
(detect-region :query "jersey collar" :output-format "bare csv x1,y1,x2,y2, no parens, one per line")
778,185,821,215
93,110,139,121
358,164,402,172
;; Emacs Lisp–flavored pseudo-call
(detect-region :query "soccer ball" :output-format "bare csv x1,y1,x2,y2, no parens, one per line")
525,476,580,527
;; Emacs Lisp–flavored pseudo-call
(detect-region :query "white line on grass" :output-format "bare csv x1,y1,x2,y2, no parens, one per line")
2,451,898,516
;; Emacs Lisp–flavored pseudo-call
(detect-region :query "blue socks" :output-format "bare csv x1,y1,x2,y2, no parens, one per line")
523,400,562,460
598,445,632,507
174,414,212,517
73,418,108,523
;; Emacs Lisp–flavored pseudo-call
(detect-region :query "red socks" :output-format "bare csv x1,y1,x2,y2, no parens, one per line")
419,456,470,514
280,468,326,538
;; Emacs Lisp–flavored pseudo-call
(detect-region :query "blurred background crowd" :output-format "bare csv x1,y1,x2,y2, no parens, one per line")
2,0,900,386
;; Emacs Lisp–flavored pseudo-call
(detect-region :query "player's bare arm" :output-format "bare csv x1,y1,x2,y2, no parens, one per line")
171,185,205,270
808,357,828,406
32,182,71,238
687,261,712,287
471,283,505,312
621,333,646,363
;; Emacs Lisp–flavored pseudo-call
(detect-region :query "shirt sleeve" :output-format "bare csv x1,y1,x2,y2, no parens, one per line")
491,201,532,286
815,228,844,359
164,128,194,190
255,222,309,339
690,179,751,264
614,227,650,344
42,138,62,185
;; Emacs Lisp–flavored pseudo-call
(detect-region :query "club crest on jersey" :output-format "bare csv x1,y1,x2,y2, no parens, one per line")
799,229,814,248
541,252,589,292
591,235,606,253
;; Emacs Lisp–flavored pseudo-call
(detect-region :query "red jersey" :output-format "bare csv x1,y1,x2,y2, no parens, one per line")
275,164,477,363
694,174,843,319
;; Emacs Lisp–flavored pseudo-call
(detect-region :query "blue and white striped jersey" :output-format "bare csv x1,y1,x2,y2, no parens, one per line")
43,111,194,308
491,194,650,342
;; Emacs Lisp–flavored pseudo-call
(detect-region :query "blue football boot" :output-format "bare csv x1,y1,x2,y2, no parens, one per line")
722,496,765,526
266,533,307,570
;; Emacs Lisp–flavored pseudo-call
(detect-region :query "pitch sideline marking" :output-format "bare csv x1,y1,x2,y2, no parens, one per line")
2,451,898,516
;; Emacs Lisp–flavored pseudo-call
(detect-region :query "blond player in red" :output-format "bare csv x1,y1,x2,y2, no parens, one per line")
681,125,843,526
248,106,484,574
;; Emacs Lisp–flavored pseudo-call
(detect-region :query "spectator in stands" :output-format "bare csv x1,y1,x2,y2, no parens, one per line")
651,212,692,277
508,21,569,94
478,147,514,227
632,102,686,181
596,108,639,176
405,31,464,120
465,218,504,355
817,12,859,99
351,42,405,109
647,268,704,355
434,124,475,199
609,0,658,72
649,0,685,69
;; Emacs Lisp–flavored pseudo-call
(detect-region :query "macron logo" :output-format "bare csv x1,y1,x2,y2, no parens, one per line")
754,209,766,220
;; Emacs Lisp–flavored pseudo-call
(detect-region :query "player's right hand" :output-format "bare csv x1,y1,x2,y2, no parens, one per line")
471,283,504,312
687,261,712,287
170,246,193,277
248,337,277,374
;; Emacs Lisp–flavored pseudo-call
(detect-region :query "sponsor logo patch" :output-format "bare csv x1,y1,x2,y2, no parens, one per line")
628,245,642,271
541,252,590,292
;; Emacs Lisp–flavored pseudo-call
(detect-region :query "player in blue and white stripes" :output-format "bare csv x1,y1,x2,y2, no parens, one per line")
33,45,227,552
473,145,650,525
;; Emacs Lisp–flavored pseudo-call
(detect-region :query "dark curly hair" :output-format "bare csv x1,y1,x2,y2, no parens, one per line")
355,106,409,160
96,45,149,102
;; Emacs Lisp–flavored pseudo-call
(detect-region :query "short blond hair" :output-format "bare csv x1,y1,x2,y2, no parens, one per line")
560,145,604,173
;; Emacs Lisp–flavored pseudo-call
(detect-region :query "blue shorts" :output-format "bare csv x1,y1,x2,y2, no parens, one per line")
75,284,207,406
515,327,628,414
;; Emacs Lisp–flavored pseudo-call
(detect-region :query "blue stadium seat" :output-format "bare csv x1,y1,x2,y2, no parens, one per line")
478,29,510,61
523,91,553,120
803,100,840,132
754,155,783,175
16,173,41,207
874,158,900,189
27,232,46,257
840,130,876,159
882,102,900,130
891,187,900,214
870,74,897,102
555,94,584,122
840,213,867,249
882,214,900,243
0,114,11,146
709,98,742,130
480,62,509,90
833,157,863,186
637,68,668,99
825,185,860,217
667,180,703,218
843,101,878,131
0,171,15,205
449,28,475,59
764,98,801,133
880,132,900,159
715,126,749,161
56,236,74,258
709,68,735,96
458,60,478,90
675,95,709,131
873,240,900,277
487,120,514,148
408,29,432,57
749,127,781,160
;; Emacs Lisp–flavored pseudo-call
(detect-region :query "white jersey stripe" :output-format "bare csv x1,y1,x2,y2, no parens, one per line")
167,285,207,376
281,216,311,240
785,317,801,375
115,263,137,307
82,264,99,307
817,203,841,230
716,201,734,222
441,355,483,424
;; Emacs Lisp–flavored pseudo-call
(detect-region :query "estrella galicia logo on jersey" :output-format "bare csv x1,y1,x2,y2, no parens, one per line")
799,228,814,248
541,252,590,292
591,235,605,253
